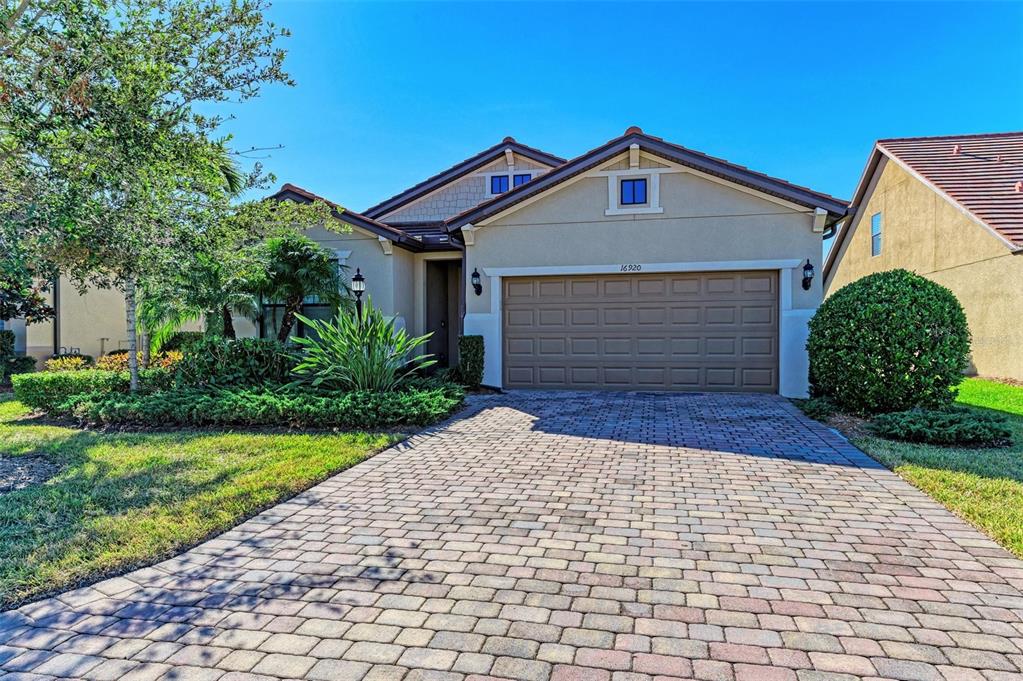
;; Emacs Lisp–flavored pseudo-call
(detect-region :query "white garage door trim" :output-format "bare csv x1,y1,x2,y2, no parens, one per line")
463,259,812,398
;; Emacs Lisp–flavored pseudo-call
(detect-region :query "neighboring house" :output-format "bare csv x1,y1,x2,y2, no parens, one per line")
22,283,243,361
21,127,847,396
824,132,1023,382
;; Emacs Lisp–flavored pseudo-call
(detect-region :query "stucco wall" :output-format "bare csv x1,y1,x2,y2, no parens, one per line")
303,224,398,319
826,159,1022,380
26,280,127,360
463,169,825,396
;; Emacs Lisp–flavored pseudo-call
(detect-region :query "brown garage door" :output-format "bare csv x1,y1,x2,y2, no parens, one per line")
502,271,778,392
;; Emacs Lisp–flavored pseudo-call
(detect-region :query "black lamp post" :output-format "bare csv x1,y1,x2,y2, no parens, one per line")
471,268,482,296
352,268,366,320
801,259,815,291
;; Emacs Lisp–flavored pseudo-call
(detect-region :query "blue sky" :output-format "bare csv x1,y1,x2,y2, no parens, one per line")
223,1,1023,212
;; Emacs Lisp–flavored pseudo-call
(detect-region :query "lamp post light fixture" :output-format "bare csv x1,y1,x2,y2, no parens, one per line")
801,259,815,291
471,268,483,296
351,268,366,320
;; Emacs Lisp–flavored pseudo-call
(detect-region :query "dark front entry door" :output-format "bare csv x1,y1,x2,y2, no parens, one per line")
425,260,461,368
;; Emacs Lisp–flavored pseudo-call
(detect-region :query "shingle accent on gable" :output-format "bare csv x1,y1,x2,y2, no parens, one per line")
362,138,565,220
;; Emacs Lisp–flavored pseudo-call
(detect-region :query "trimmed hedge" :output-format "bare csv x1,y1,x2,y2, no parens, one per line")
870,407,1012,447
11,368,174,411
71,384,465,428
177,337,296,387
458,335,484,389
807,269,971,415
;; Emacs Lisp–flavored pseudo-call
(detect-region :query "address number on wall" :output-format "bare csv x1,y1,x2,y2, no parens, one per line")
619,264,642,272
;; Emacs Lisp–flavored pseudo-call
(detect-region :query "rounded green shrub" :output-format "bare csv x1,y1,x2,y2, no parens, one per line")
870,407,1011,447
807,269,970,414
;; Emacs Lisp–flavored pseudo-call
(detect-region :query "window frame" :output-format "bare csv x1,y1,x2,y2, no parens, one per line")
620,177,648,206
490,175,510,195
513,173,531,187
870,212,882,257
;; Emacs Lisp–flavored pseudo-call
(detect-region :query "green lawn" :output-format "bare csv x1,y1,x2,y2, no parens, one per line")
0,395,402,609
850,378,1023,558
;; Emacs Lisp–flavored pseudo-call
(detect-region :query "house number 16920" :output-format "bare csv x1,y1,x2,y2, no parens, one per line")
620,264,642,272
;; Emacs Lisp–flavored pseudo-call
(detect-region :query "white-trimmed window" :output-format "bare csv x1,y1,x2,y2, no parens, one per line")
486,172,534,197
870,212,882,256
604,171,662,216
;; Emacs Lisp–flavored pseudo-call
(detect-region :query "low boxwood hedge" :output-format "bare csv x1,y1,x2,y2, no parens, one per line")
11,368,174,411
69,383,464,428
177,337,296,387
870,407,1012,447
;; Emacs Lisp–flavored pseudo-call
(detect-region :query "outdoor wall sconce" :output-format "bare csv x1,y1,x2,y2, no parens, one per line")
351,268,366,319
471,268,483,296
801,259,815,291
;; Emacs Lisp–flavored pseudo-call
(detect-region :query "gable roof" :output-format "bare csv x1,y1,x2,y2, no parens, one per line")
445,127,849,231
362,138,565,219
824,131,1023,281
271,184,443,252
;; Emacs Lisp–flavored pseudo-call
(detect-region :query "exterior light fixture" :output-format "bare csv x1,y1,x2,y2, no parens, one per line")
352,268,366,320
471,268,482,296
801,259,815,291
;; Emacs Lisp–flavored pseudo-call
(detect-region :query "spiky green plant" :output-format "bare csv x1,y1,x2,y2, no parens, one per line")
291,301,435,392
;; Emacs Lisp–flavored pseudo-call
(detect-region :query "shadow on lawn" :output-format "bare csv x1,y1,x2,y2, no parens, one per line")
0,428,265,610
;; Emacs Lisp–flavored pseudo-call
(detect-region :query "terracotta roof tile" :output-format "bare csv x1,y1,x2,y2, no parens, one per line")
877,132,1023,247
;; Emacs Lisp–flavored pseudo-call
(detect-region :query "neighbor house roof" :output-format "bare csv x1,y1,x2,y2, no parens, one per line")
445,127,849,231
824,131,1023,280
271,184,455,252
362,138,566,220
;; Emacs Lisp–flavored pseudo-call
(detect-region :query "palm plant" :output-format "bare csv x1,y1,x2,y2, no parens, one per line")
291,301,435,392
256,233,347,343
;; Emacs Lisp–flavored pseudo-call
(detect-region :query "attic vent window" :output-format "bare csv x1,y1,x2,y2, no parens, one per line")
490,175,509,194
620,178,648,205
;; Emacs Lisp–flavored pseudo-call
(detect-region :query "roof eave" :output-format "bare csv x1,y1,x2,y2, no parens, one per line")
270,186,424,252
447,132,848,232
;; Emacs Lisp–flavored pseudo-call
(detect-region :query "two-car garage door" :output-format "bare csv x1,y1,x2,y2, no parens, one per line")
502,271,779,392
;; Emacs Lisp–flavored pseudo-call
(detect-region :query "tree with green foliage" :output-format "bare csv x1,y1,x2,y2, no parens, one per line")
0,0,309,390
256,232,348,343
139,198,340,349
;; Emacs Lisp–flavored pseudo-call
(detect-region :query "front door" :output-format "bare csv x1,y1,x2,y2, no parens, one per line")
425,260,461,368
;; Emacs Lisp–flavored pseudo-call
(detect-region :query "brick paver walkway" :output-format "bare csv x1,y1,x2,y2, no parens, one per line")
2,392,1023,681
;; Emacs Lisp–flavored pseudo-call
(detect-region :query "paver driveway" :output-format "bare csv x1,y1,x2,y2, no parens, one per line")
2,392,1023,681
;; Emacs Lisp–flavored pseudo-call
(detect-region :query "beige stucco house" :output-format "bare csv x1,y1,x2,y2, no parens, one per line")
824,132,1023,381
16,127,848,396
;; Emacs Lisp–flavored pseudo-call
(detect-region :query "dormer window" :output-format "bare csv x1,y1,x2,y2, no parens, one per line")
490,175,509,194
513,173,531,187
620,178,648,205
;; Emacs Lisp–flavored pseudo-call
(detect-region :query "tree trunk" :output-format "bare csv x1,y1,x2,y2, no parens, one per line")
222,305,236,340
125,279,139,392
140,331,150,368
276,296,302,343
